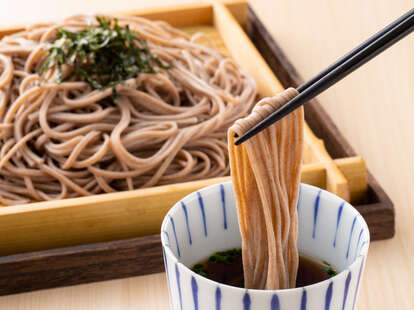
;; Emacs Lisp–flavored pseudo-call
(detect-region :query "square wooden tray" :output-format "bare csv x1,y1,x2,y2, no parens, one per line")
0,1,393,296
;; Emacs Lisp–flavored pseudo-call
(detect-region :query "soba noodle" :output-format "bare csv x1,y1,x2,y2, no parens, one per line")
0,15,257,205
228,88,304,290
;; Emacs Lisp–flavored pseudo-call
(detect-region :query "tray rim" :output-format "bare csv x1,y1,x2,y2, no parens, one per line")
0,2,394,297
0,0,361,256
0,0,393,249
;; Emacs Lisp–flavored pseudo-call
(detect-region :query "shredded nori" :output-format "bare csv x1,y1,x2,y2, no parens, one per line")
39,17,169,100
191,263,208,277
192,248,242,277
322,260,338,278
208,248,242,264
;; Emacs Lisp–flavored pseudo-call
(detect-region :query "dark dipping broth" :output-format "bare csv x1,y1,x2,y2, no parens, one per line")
191,248,338,288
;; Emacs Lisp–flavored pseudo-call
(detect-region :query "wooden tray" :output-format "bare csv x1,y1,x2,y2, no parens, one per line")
0,1,394,296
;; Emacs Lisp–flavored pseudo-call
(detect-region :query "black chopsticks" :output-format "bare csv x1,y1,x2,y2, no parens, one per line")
234,8,414,146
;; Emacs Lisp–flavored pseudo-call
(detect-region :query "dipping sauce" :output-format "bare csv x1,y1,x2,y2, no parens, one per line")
191,248,338,288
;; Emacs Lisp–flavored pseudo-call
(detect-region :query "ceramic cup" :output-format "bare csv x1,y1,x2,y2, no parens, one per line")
161,182,370,310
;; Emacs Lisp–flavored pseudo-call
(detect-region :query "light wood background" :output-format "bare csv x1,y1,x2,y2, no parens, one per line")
0,0,413,309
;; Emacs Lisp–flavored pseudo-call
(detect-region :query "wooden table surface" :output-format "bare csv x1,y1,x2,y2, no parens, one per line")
1,0,413,309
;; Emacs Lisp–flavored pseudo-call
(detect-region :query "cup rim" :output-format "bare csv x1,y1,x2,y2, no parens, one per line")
161,182,370,294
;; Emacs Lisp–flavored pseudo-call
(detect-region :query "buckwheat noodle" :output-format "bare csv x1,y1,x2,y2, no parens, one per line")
228,88,304,290
0,15,257,205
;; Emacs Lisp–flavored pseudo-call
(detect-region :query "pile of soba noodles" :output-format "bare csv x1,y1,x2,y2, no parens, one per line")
0,15,257,205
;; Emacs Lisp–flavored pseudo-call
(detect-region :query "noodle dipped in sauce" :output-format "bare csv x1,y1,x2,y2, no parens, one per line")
228,88,304,290
191,249,338,288
0,15,257,205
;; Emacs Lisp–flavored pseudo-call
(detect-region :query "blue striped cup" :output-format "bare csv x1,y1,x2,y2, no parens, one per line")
161,182,369,310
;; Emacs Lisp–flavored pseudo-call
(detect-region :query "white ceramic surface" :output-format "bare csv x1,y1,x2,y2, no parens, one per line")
161,182,370,310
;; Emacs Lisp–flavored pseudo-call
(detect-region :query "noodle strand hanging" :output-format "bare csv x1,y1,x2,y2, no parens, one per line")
228,87,304,290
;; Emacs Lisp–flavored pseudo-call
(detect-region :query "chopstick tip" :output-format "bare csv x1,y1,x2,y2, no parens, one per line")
234,135,246,146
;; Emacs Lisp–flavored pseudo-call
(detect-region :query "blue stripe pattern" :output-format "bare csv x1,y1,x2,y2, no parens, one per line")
325,282,333,310
312,190,321,239
161,183,370,310
359,241,368,255
220,184,228,230
215,287,222,310
342,271,352,310
270,294,280,310
346,216,357,259
162,230,170,246
170,216,181,257
243,292,251,310
197,191,208,236
334,202,344,247
352,259,365,310
181,202,192,245
191,276,198,310
162,248,172,300
175,264,183,310
353,229,364,261
301,289,307,310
